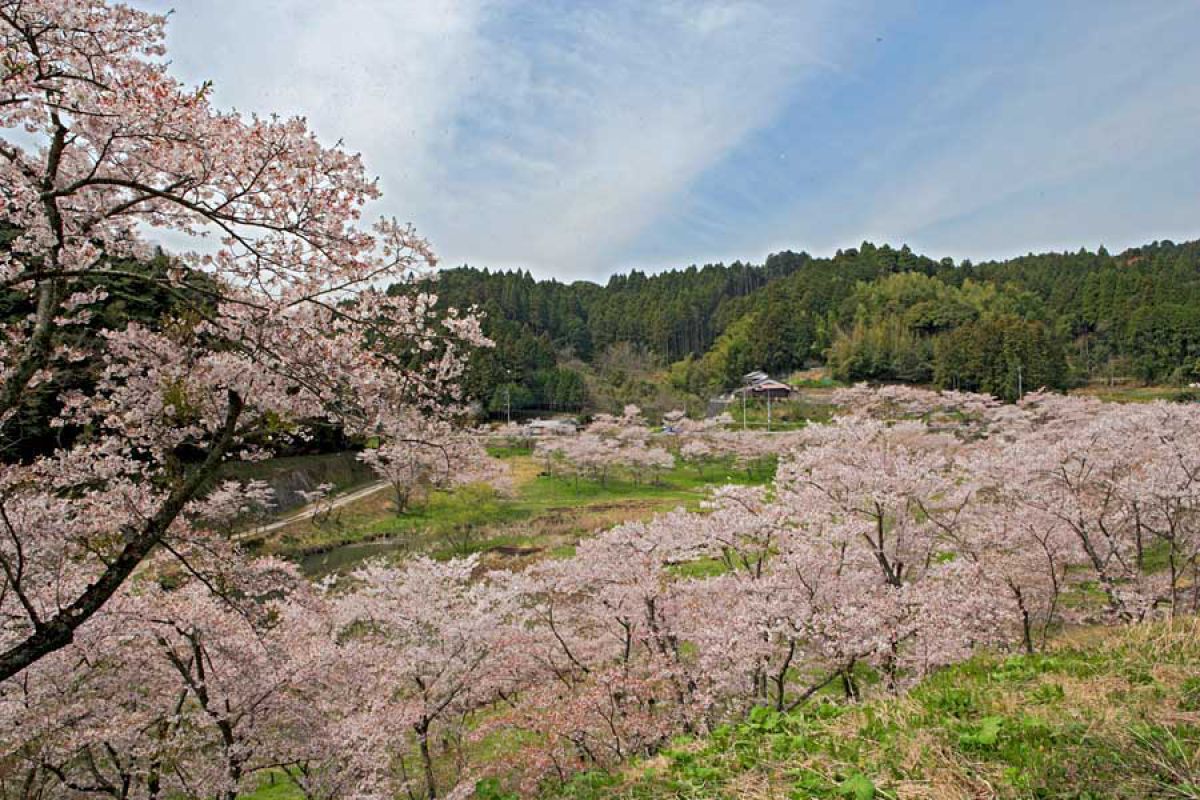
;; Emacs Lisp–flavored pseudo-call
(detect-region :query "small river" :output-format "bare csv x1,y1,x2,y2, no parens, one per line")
297,537,413,577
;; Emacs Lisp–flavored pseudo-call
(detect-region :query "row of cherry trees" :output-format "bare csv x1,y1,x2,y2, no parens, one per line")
535,405,675,486
8,386,1200,799
534,405,795,486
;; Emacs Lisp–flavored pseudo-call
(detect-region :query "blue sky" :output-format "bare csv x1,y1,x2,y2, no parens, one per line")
145,1,1200,280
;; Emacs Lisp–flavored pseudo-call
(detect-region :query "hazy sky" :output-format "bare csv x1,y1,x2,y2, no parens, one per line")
143,1,1200,280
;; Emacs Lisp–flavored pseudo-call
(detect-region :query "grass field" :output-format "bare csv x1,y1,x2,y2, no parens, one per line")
1071,383,1198,404
248,452,776,575
726,394,836,431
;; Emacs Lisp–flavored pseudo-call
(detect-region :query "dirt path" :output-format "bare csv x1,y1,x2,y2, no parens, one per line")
238,481,390,540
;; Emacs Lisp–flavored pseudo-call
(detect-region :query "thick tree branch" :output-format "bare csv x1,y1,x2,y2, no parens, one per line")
0,390,244,682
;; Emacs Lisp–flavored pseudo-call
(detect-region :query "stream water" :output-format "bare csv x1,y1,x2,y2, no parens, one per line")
297,537,413,577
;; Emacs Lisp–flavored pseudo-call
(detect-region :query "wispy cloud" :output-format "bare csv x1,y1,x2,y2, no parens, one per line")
146,0,854,277
780,2,1200,261
151,0,490,194
433,1,860,276
144,0,1200,277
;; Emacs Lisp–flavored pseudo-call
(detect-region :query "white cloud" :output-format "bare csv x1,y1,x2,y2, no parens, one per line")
136,1,1199,276
146,0,852,277
144,0,492,252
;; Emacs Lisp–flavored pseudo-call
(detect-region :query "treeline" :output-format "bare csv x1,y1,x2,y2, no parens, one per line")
425,239,1200,409
425,259,801,414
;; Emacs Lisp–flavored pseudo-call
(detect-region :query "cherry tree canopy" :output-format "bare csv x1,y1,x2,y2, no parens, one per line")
0,0,486,681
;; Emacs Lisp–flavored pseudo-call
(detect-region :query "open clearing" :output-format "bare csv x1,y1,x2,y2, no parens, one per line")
244,451,775,576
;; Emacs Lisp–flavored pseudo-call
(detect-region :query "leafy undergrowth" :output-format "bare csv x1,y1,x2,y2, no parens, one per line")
536,618,1200,800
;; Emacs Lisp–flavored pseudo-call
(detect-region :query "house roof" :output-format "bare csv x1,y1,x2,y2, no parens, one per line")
528,418,576,428
747,379,792,393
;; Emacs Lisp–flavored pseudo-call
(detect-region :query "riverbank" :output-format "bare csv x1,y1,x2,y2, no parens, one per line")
245,452,776,576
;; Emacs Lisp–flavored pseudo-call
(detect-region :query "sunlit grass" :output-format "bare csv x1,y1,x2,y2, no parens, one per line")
255,454,776,575
1071,383,1197,404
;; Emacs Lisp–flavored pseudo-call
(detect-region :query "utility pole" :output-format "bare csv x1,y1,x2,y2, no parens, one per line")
504,368,512,425
742,387,747,431
767,391,772,432
1017,363,1023,401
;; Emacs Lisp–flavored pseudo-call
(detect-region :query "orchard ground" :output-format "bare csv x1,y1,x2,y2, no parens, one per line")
242,615,1200,800
527,616,1200,800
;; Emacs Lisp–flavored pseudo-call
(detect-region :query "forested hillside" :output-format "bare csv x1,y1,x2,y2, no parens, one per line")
427,239,1200,409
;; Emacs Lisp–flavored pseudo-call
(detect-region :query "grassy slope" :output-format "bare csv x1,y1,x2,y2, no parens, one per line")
240,618,1200,800
545,619,1200,800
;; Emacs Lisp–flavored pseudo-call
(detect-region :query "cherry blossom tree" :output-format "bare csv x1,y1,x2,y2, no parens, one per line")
1120,404,1200,612
0,556,337,800
480,518,708,793
358,415,511,514
771,416,1015,689
952,441,1078,653
0,0,486,681
331,557,514,800
536,434,619,486
537,405,674,487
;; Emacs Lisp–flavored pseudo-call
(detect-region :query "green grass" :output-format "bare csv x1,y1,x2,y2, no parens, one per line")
485,442,538,459
260,454,777,575
240,771,303,800
729,396,835,430
1072,384,1199,404
534,618,1200,799
667,556,730,579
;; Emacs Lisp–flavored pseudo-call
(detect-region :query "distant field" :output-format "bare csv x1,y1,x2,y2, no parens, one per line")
1071,383,1197,404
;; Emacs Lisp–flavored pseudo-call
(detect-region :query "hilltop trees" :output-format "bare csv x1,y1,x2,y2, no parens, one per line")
932,316,1066,400
826,274,1068,398
433,239,1200,408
